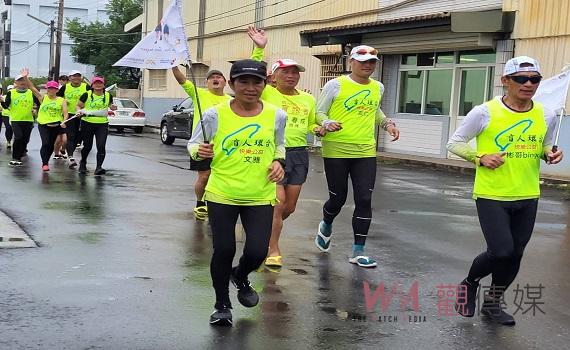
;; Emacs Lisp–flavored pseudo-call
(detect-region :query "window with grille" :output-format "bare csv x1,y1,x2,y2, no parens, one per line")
317,54,343,88
148,69,167,90
186,63,209,88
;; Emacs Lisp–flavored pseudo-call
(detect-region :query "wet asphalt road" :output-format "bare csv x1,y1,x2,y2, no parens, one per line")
0,131,569,350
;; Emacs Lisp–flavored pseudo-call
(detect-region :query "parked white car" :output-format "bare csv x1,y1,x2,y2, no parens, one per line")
108,98,146,133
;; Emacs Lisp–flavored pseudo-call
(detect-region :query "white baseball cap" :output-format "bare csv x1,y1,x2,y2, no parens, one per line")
69,70,82,76
14,74,25,81
270,59,305,74
350,45,379,62
503,56,541,76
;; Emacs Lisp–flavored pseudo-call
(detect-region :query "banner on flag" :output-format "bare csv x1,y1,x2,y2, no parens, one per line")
533,69,570,113
114,0,189,69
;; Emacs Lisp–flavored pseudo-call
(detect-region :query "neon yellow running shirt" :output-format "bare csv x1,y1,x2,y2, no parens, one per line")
261,85,317,147
474,99,547,200
37,96,64,125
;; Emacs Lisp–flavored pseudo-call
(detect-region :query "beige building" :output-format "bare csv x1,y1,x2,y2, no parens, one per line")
129,0,569,177
130,0,380,124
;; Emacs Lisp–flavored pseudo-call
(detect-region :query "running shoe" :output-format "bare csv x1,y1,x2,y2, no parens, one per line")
455,278,479,317
230,267,259,307
9,160,22,166
94,167,106,175
348,255,378,268
193,205,208,221
480,299,516,325
209,305,233,326
60,151,68,159
6,140,11,149
53,154,63,160
315,221,332,252
42,165,49,172
68,158,77,169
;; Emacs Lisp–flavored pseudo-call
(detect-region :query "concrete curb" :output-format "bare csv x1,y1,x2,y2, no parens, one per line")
0,211,37,248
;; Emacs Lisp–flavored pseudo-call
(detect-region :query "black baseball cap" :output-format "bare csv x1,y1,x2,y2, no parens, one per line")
230,59,267,80
206,69,225,80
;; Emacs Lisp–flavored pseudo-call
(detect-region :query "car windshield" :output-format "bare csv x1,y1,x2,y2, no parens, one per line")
116,99,139,109
179,98,193,110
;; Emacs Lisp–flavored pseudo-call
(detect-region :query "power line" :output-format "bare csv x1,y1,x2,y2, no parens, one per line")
182,0,291,27
10,29,51,57
191,0,328,39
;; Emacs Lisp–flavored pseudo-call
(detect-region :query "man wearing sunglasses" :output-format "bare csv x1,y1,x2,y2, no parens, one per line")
314,45,400,268
447,56,563,325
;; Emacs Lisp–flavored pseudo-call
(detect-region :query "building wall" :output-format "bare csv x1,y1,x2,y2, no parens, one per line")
0,0,108,78
376,0,502,20
141,0,380,124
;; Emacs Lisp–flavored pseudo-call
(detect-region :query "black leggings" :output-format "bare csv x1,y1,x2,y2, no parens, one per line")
467,198,538,296
38,124,62,165
80,121,108,168
11,121,33,161
0,116,12,141
208,201,274,308
322,157,377,246
65,117,81,157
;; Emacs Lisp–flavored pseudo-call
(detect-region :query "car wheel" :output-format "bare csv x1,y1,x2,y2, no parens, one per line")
161,122,175,145
134,126,143,134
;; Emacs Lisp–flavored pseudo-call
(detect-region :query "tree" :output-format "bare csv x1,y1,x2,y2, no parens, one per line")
66,0,143,88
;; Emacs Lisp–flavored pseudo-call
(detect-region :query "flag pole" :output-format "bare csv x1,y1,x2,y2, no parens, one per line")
174,0,207,143
186,60,208,143
552,107,565,153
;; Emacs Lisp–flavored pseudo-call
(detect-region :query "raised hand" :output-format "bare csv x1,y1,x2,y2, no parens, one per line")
247,26,267,48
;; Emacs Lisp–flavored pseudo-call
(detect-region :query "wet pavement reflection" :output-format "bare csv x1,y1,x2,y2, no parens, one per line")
0,132,568,349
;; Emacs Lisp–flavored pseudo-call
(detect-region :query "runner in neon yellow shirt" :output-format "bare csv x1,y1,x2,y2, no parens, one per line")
314,45,400,268
1,70,41,166
76,76,117,175
173,28,266,221
0,85,13,149
188,59,286,326
27,79,68,171
247,27,324,269
447,56,563,325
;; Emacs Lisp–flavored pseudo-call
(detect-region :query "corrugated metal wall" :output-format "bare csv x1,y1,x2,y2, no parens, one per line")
144,0,380,99
504,0,570,39
377,0,502,20
504,0,570,111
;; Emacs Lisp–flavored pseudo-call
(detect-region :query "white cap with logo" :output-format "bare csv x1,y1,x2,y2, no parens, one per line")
503,56,541,76
270,59,306,74
69,69,82,76
350,45,379,62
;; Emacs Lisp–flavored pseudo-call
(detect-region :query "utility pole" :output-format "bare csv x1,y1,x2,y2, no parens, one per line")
53,0,65,79
48,20,55,79
26,14,56,79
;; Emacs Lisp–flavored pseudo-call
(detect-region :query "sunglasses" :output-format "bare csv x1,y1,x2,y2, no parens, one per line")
355,48,378,56
508,75,542,84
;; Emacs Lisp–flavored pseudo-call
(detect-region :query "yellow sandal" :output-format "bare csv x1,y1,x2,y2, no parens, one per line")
265,255,282,268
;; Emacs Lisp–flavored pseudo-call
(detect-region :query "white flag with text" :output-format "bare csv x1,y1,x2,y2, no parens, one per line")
114,0,189,69
533,69,570,113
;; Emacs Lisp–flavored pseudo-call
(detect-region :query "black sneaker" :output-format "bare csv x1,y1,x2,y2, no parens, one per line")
480,299,516,326
230,267,259,307
455,278,479,317
78,162,87,174
69,158,77,169
209,305,233,326
94,167,106,175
